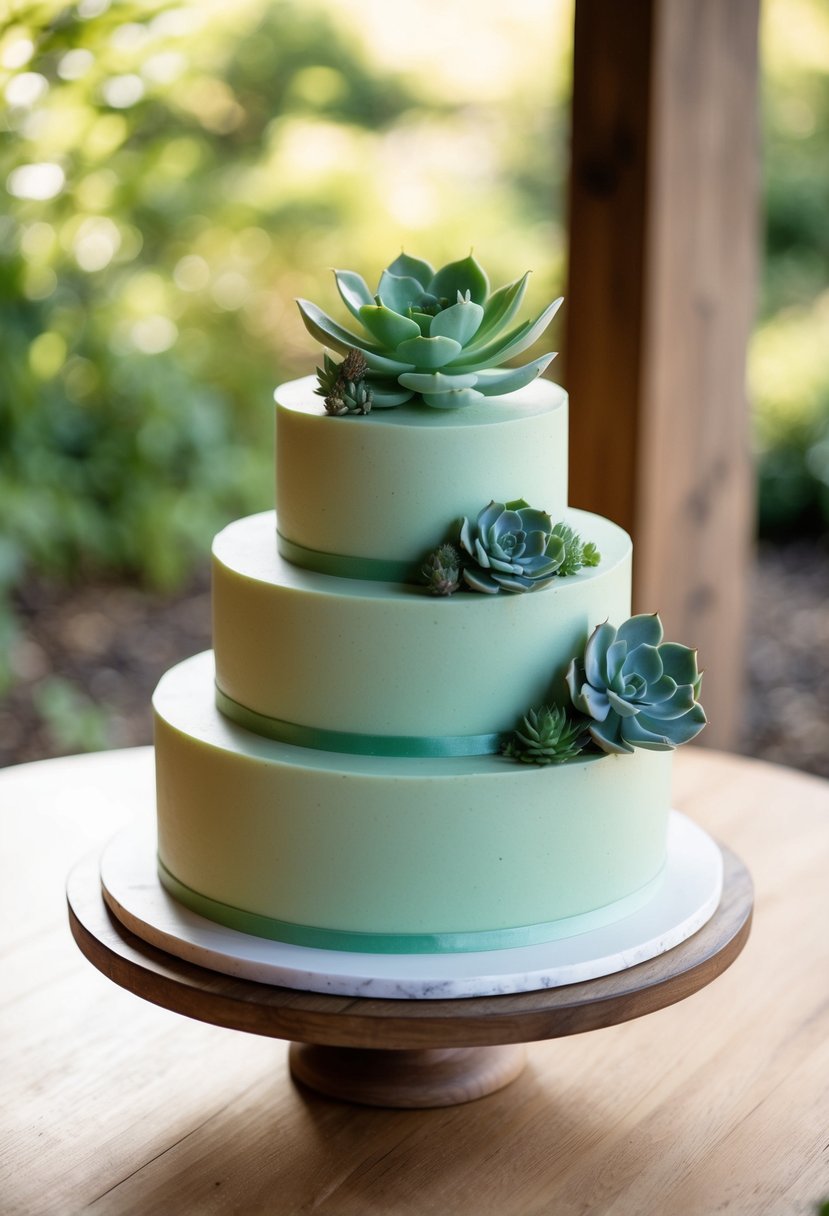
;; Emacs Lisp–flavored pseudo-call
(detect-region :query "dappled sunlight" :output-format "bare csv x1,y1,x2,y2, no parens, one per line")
0,0,826,764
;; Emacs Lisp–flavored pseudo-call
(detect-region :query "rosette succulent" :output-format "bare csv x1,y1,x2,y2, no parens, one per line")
421,544,461,596
297,252,562,410
566,614,706,754
503,706,588,765
459,499,565,593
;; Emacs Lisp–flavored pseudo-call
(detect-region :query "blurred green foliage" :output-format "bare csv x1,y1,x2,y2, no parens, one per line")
752,0,829,537
0,0,827,742
0,0,568,692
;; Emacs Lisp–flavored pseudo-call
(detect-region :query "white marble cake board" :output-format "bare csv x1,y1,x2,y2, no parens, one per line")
100,811,723,1001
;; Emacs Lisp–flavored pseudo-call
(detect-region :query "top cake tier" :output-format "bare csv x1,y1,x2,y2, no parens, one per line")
275,375,567,573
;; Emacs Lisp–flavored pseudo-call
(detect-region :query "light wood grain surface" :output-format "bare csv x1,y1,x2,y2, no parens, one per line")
2,746,828,1215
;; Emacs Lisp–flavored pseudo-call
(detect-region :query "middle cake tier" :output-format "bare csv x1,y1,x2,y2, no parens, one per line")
213,510,631,742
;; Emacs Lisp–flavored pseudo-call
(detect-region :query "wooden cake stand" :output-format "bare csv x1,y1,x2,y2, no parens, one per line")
67,845,753,1109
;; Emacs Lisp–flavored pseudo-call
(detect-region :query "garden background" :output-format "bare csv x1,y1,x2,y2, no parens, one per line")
1,0,827,773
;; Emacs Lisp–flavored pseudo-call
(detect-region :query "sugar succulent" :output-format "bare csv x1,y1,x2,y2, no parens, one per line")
566,614,707,754
503,705,588,765
459,499,565,593
550,522,602,577
315,349,373,415
422,544,461,596
297,252,562,410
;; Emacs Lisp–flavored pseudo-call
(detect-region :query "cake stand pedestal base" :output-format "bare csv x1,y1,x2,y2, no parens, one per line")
67,839,753,1109
289,1043,527,1108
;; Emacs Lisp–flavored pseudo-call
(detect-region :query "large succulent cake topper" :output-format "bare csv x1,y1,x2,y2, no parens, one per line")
297,252,562,410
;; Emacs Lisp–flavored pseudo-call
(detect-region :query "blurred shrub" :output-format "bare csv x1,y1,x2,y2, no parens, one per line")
0,0,566,620
753,0,829,538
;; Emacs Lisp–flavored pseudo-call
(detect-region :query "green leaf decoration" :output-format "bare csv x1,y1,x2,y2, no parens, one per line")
398,370,479,394
429,299,484,346
376,270,425,314
422,387,484,409
474,353,556,397
428,253,489,306
386,252,434,287
296,298,377,358
333,270,374,320
449,297,563,372
468,272,531,347
359,304,421,348
394,334,463,368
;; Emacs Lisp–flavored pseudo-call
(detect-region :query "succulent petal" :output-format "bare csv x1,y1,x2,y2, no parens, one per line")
617,717,673,751
368,386,416,407
607,689,640,718
492,573,535,592
394,334,463,369
385,252,434,287
616,613,663,649
605,639,628,689
474,538,491,567
517,507,552,534
473,353,557,397
376,271,429,314
296,298,379,357
361,349,417,375
657,642,701,686
447,297,564,372
421,387,483,409
522,530,547,557
468,272,530,347
333,270,374,319
583,622,616,688
476,501,504,536
359,304,422,348
462,566,499,594
622,643,663,686
429,299,484,346
589,717,633,754
397,370,479,394
428,253,489,306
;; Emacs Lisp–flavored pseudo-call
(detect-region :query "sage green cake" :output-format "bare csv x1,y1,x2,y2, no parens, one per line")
154,253,705,957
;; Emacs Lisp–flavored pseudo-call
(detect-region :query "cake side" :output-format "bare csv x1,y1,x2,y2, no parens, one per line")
275,376,568,569
212,508,630,738
155,651,672,949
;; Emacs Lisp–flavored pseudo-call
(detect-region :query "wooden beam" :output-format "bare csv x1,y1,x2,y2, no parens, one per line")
565,0,759,749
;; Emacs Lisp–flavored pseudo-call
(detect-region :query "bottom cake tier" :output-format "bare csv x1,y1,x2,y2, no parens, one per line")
154,651,674,955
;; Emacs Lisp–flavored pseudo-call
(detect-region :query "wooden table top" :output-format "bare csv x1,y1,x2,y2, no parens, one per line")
2,745,828,1215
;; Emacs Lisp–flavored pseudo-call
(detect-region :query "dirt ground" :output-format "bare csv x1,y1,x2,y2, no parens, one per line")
1,542,827,777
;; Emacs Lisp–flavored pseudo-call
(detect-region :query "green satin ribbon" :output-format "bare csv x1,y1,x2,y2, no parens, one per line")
277,530,420,583
216,685,507,757
158,856,667,955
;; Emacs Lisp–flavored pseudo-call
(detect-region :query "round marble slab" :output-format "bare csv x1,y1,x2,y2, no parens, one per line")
100,811,723,1000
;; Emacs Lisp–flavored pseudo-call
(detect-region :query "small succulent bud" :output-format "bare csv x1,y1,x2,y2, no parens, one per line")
502,705,588,765
422,543,461,596
315,349,373,416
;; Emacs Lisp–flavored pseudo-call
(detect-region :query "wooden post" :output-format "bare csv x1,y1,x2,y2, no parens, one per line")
565,0,759,749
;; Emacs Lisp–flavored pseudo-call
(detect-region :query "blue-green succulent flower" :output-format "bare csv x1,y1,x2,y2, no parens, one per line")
459,499,565,593
297,252,562,410
565,614,706,753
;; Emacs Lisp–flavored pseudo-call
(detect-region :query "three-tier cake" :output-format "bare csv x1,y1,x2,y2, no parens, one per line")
152,253,705,958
